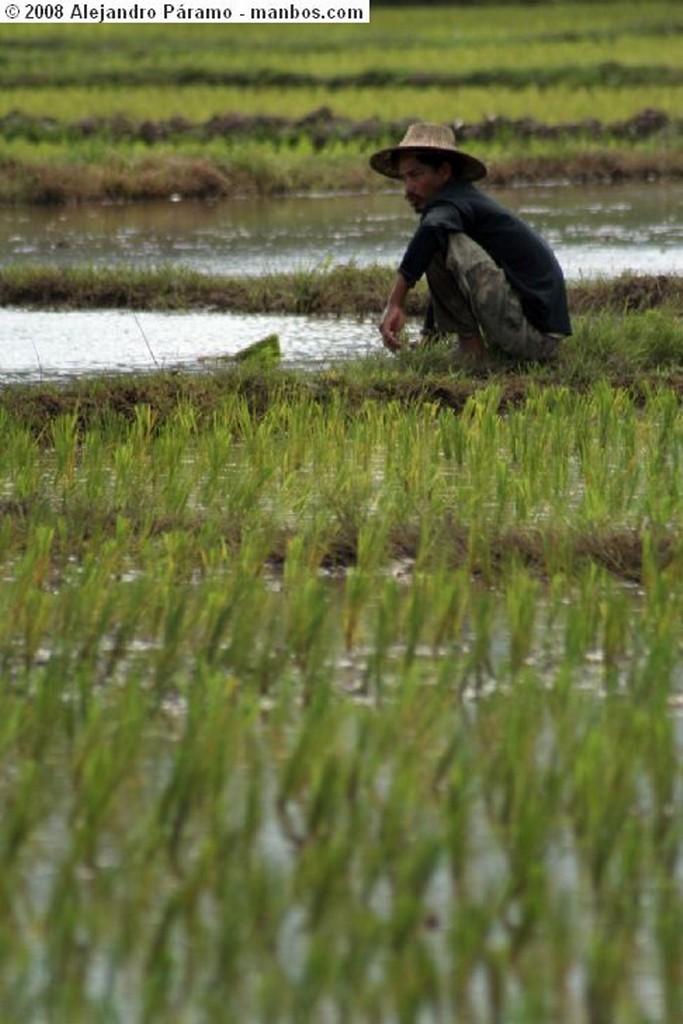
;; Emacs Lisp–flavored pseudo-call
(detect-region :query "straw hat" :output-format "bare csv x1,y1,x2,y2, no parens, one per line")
369,122,487,182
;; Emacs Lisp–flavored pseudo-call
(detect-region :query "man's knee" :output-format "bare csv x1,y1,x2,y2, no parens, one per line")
446,233,493,275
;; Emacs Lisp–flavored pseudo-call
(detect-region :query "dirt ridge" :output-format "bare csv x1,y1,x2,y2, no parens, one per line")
3,61,683,92
0,106,676,147
1,267,681,317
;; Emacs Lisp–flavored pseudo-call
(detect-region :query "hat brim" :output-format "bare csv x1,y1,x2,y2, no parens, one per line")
369,145,487,183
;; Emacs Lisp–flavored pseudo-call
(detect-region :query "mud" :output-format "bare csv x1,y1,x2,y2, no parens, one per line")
0,477,665,582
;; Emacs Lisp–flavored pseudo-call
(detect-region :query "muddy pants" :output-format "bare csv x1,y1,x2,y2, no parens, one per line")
425,233,562,362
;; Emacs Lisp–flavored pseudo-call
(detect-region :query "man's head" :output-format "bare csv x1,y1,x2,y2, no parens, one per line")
369,122,486,187
396,151,454,212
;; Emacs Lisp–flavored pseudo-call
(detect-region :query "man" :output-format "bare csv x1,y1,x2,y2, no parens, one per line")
370,122,571,365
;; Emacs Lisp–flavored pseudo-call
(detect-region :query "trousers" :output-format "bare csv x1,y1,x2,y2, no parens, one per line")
425,233,562,362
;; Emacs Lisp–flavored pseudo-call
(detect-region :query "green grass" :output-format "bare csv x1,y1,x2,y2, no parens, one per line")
2,262,683,317
5,133,683,206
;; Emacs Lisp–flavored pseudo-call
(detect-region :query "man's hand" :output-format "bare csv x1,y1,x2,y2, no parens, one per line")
379,303,406,351
379,273,411,352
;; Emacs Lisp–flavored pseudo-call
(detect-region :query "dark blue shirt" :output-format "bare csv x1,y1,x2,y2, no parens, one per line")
399,181,572,336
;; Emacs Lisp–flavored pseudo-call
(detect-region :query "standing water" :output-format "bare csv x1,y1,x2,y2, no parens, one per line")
2,182,681,279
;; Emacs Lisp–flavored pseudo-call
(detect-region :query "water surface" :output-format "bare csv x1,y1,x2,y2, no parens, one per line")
0,307,374,381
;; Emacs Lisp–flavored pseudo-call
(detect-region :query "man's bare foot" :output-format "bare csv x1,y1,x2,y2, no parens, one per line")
449,334,495,373
457,334,489,360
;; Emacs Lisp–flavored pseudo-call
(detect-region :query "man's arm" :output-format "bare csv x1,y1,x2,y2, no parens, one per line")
380,220,451,351
379,273,411,351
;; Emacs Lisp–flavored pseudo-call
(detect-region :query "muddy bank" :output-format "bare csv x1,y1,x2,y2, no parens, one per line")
0,366,679,585
2,265,681,318
3,63,683,93
1,106,676,148
3,361,683,432
0,479,668,584
3,151,681,206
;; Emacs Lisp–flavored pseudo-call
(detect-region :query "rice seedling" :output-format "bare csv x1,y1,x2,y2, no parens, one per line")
1,544,682,1024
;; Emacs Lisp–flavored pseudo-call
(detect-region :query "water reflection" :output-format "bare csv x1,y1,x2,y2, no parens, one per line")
2,182,682,281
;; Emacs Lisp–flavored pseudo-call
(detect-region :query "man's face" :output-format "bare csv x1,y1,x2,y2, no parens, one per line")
397,154,453,212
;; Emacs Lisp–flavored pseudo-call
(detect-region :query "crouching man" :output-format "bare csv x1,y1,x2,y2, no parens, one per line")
370,122,571,366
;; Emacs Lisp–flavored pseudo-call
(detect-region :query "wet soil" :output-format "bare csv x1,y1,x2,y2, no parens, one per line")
0,483,663,584
5,149,682,205
3,360,683,435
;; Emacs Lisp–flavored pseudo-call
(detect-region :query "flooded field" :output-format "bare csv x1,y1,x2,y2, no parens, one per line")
3,181,682,281
2,181,682,381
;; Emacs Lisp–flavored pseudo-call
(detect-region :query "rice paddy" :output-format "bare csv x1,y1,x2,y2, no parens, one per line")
0,362,683,1023
2,1,683,201
4,3,683,1021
